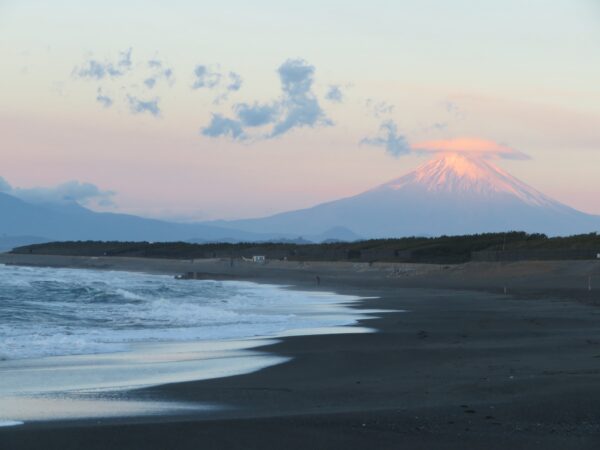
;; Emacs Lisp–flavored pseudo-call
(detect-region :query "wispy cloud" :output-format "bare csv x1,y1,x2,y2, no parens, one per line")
361,126,529,160
325,85,343,103
419,121,449,134
430,122,448,131
365,99,394,118
96,88,113,108
226,72,243,92
213,71,244,104
73,50,173,117
192,65,222,89
144,59,174,89
191,65,243,104
127,95,160,117
442,100,466,120
74,48,132,80
361,120,411,157
144,78,157,89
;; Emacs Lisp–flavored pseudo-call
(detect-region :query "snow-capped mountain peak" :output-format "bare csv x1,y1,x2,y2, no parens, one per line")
374,152,559,208
216,151,599,238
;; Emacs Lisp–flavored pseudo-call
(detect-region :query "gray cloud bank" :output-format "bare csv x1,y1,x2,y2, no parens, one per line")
0,178,115,207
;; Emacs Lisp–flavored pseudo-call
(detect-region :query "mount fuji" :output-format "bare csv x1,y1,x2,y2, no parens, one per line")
214,153,600,238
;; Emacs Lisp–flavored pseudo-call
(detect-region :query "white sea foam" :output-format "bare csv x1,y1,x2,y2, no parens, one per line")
114,288,146,300
0,420,24,427
0,265,374,361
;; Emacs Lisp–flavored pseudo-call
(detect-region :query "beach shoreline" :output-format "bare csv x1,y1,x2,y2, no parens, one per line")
1,254,600,449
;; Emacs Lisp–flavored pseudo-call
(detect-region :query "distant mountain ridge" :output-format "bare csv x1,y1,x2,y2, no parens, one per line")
0,192,269,246
1,153,597,248
0,192,359,250
213,153,600,237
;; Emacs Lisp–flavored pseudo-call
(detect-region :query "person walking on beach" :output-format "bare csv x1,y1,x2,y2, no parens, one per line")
315,275,321,286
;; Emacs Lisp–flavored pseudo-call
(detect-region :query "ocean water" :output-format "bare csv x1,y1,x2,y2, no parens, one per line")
0,265,372,361
0,264,384,423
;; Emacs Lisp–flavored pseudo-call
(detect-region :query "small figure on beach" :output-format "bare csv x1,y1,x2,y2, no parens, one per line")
315,275,321,286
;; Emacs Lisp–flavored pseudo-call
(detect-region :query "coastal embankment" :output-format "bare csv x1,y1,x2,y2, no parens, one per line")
1,253,599,297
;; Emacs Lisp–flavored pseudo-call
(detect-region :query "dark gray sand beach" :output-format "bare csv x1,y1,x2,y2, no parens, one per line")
1,254,600,449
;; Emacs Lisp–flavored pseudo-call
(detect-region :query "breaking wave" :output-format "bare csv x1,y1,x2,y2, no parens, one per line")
0,265,363,360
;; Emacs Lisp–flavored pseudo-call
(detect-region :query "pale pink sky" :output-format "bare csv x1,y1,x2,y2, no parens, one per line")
1,1,599,220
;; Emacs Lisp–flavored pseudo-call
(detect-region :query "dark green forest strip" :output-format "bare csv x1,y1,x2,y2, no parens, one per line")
10,232,600,264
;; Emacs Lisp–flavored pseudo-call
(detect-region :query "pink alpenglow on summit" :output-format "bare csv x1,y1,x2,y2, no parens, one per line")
378,153,559,208
412,138,530,160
